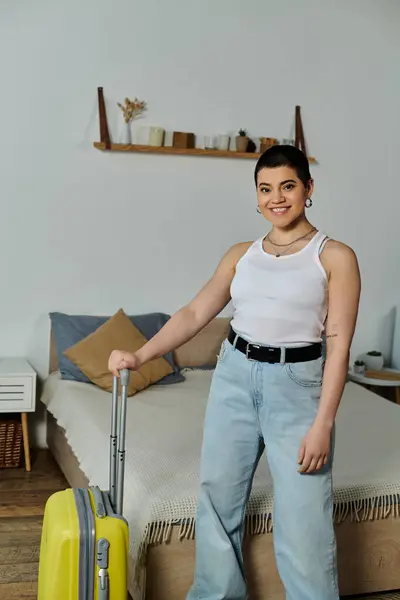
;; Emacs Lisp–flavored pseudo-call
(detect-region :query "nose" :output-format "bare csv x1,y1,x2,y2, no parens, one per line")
270,190,285,205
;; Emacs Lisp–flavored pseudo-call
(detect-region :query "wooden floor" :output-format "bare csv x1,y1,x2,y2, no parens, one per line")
0,450,67,600
0,449,399,600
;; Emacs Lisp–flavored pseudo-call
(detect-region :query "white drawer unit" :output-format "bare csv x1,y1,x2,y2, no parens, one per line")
0,359,36,413
0,376,35,411
0,358,37,472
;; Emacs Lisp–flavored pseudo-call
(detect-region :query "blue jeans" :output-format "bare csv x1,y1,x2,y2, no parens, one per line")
187,337,339,600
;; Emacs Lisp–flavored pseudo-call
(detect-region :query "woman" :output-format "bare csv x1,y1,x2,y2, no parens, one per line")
109,145,361,600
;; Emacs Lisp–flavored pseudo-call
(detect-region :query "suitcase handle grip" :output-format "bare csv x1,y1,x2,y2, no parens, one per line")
120,368,129,387
109,369,130,514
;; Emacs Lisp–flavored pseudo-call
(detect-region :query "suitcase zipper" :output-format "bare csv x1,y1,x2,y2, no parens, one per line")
82,489,96,600
74,489,96,600
73,489,89,600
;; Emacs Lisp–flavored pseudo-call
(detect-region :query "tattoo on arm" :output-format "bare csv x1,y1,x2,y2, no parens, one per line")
325,324,338,338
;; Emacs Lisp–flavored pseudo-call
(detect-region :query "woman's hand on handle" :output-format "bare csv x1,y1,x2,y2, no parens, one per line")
108,350,142,377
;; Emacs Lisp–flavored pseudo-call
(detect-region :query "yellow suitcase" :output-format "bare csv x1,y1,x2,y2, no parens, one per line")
38,370,131,600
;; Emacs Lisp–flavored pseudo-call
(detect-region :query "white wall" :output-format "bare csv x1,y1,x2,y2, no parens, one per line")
1,0,399,445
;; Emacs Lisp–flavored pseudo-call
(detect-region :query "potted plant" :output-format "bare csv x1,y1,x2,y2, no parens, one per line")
353,360,365,375
364,350,384,371
235,129,249,152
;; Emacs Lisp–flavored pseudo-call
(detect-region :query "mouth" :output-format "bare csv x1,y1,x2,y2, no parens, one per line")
270,206,290,215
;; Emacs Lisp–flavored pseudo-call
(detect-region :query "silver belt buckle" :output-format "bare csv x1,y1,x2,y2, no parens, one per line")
246,343,260,360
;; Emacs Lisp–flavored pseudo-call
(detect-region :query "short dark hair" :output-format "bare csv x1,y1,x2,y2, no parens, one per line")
254,145,311,187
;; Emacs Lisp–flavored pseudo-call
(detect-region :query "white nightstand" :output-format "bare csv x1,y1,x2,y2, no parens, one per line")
0,358,37,471
348,368,400,405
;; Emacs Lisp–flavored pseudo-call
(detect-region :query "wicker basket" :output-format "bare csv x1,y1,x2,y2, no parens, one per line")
0,415,22,468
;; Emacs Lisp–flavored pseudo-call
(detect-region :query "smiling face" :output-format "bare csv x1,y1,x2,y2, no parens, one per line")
256,166,313,228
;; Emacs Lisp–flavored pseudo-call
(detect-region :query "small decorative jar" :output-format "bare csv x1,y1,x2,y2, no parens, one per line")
217,134,230,151
148,127,165,147
353,360,366,375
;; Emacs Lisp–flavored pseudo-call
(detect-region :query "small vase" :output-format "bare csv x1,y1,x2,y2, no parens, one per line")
120,121,132,144
235,135,248,152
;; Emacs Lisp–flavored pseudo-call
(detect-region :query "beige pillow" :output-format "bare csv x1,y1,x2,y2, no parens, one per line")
173,317,231,368
64,308,173,396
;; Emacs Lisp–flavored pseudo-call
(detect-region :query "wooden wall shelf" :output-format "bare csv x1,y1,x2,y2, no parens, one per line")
93,142,317,164
94,88,317,164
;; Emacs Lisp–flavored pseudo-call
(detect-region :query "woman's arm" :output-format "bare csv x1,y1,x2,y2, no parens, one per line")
315,241,361,428
135,242,249,363
108,242,251,376
298,241,361,473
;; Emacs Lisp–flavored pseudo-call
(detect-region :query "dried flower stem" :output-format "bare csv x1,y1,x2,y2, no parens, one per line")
117,96,147,123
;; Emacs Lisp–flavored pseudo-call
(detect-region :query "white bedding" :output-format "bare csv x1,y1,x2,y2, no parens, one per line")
41,370,400,590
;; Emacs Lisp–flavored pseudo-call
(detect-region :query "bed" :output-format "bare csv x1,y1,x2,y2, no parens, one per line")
41,317,400,600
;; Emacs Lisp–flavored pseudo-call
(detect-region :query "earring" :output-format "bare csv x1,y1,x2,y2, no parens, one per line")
305,198,313,208
256,206,261,214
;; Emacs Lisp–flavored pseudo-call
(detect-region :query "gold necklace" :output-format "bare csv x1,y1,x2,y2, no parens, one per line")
266,226,316,257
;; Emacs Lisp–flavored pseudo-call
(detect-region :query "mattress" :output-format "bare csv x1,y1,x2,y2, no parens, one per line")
40,371,400,586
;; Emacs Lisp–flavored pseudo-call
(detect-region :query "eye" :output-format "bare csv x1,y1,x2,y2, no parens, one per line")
260,187,270,193
283,183,295,191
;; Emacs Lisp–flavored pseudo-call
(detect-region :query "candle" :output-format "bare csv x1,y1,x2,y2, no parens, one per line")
148,127,165,146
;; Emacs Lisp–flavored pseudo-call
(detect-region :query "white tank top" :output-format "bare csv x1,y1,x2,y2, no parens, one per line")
230,230,329,347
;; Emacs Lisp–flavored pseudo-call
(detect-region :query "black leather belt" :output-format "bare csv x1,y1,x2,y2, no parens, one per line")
227,327,322,364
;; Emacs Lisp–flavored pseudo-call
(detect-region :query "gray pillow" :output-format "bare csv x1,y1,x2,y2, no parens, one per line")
49,311,185,385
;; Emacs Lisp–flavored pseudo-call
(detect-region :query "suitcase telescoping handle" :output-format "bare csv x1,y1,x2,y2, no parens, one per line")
109,368,130,515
